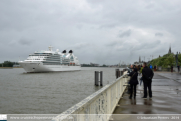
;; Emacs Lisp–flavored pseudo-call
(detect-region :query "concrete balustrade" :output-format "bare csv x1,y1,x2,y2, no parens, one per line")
53,74,130,121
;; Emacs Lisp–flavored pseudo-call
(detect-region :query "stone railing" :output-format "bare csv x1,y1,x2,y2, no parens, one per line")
53,74,129,121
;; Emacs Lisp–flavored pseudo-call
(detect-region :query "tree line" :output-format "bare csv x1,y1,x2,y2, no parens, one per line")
0,61,19,67
149,53,181,68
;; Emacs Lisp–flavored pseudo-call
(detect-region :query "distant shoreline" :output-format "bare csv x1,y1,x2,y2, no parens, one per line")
0,67,22,69
81,66,126,68
0,66,124,69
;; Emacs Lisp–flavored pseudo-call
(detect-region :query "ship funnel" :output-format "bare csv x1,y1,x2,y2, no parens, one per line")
69,50,73,53
62,50,66,53
48,46,53,51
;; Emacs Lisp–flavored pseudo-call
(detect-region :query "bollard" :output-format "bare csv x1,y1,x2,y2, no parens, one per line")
95,71,99,86
94,71,103,86
94,71,96,85
94,71,97,86
100,71,103,86
97,71,99,86
116,71,118,78
115,69,119,76
116,70,119,79
120,71,123,76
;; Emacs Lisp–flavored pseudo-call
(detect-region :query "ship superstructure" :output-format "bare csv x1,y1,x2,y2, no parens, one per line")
19,46,81,72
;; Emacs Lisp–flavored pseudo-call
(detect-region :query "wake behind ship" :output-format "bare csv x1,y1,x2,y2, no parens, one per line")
19,46,81,73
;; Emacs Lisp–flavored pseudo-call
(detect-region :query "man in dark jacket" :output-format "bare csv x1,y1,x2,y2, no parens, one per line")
177,65,180,72
142,62,154,99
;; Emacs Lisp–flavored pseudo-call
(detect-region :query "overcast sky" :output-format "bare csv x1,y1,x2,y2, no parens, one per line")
1,0,181,65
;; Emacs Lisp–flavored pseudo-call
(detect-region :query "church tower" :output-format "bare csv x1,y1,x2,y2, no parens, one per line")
168,44,171,54
139,56,141,63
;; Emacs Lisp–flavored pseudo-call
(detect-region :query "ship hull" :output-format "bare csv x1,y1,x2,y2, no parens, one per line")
19,62,81,73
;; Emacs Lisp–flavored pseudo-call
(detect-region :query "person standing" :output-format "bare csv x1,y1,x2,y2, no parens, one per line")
142,62,154,99
128,68,139,99
140,65,143,73
140,65,143,85
138,65,141,75
154,66,156,71
177,65,180,72
171,65,173,72
130,64,133,69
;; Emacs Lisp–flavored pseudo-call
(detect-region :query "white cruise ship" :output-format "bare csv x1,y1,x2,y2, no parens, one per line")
18,46,81,73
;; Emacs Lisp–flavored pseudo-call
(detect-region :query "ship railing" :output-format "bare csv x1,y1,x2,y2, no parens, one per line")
53,73,130,121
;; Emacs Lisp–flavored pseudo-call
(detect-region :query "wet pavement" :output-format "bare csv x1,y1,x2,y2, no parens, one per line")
113,72,181,115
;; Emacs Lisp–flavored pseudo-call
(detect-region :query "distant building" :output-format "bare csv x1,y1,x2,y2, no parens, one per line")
13,65,21,67
90,62,99,67
133,56,144,66
134,61,139,66
81,64,91,67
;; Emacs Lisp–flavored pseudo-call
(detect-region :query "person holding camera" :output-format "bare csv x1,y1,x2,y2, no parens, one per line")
142,62,154,99
128,68,139,99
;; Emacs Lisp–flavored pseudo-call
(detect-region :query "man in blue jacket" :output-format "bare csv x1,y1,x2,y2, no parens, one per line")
142,62,154,99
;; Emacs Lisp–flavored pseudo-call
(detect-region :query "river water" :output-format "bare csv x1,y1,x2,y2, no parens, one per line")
0,67,121,114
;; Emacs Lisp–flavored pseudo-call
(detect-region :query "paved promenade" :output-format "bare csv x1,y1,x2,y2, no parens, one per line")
113,72,181,114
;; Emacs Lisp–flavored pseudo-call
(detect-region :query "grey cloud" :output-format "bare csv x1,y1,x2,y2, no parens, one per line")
76,24,83,29
99,23,118,29
86,0,105,5
143,40,161,49
0,0,181,64
119,29,131,38
106,39,161,56
155,32,163,37
106,41,121,47
145,3,155,9
19,38,32,45
8,39,17,45
68,43,93,50
131,40,161,51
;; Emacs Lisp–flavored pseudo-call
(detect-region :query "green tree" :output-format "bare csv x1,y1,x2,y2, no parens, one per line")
3,61,14,67
150,53,176,68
